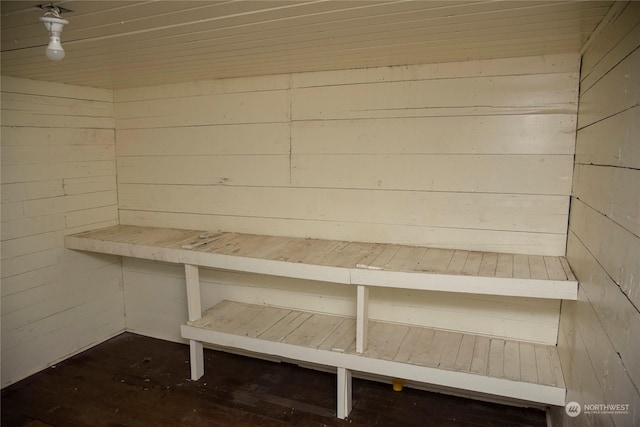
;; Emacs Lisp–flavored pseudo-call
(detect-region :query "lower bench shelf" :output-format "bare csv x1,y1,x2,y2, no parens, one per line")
181,300,566,418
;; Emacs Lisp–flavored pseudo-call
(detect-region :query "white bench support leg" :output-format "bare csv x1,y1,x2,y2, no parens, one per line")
189,340,204,380
356,285,369,353
185,264,202,321
185,264,204,380
337,367,352,419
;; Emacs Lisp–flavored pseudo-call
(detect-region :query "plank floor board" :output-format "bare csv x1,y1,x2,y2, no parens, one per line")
66,225,578,300
1,333,547,427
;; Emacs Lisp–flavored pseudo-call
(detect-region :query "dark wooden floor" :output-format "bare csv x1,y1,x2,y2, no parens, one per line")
2,333,547,427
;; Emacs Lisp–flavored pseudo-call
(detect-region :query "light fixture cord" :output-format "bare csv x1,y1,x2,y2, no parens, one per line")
43,5,62,19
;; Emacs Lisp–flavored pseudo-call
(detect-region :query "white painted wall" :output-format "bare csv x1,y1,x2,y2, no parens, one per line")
1,76,124,387
116,54,578,256
552,2,640,426
115,54,579,345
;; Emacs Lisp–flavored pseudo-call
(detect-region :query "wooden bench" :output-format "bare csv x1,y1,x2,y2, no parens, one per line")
65,225,578,418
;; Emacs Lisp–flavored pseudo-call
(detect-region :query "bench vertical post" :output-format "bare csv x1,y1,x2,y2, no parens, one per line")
356,285,369,353
185,264,204,380
189,341,204,381
337,367,352,419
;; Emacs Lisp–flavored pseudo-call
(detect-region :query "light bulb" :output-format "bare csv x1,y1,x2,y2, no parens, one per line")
45,36,65,61
40,16,69,61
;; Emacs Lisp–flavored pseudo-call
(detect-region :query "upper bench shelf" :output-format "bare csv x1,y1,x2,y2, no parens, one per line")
65,225,578,300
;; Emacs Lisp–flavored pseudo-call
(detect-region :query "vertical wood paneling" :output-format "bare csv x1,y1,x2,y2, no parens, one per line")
1,77,124,387
554,5,640,426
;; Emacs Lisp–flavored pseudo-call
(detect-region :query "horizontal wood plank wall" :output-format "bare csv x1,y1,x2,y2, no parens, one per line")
1,77,124,387
116,54,578,255
553,2,640,426
115,54,578,345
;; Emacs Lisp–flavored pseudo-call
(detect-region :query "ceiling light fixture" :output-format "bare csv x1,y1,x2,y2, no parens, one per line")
38,4,71,61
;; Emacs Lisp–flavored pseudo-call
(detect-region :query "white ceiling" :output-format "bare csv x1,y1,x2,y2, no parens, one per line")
1,1,614,90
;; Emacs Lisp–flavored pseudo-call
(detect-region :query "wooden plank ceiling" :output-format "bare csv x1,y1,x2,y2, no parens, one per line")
1,1,613,90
